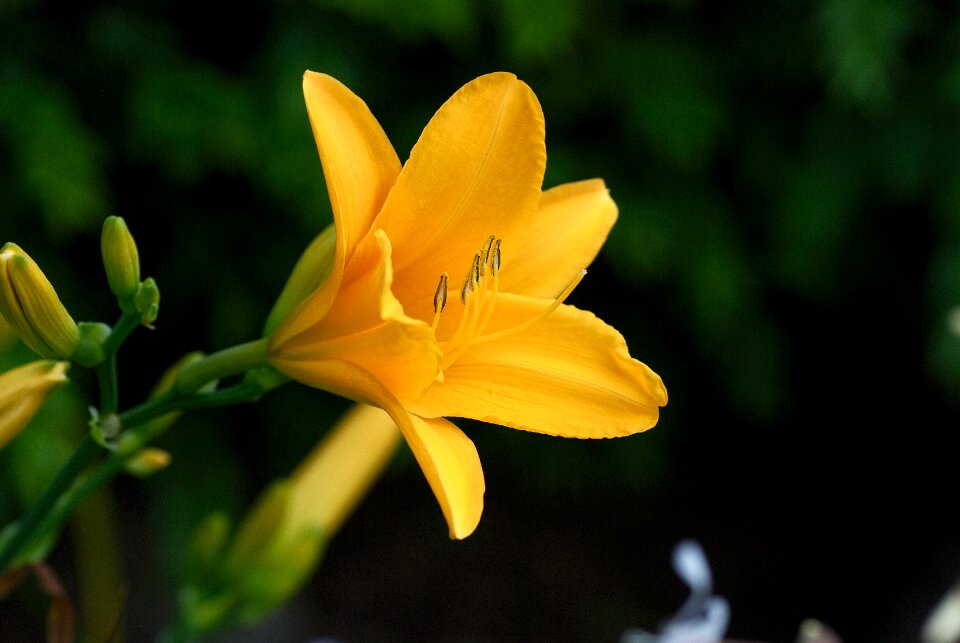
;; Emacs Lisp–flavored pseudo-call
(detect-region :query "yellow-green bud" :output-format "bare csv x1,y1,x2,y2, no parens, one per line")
135,277,160,325
0,360,69,449
185,512,231,582
101,216,141,313
264,225,335,336
0,243,79,360
72,321,110,367
124,447,172,477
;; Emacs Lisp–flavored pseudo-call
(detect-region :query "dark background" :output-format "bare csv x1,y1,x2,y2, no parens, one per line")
2,0,959,640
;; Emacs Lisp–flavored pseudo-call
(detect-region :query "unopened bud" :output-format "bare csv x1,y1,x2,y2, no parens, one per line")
0,243,79,359
124,447,172,477
101,217,141,313
72,322,110,368
135,278,160,325
0,360,69,449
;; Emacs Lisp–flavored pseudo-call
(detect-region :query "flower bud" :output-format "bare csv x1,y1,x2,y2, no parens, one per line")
72,321,110,368
0,360,69,449
0,243,79,359
124,447,171,477
178,403,400,631
101,216,141,313
134,277,160,325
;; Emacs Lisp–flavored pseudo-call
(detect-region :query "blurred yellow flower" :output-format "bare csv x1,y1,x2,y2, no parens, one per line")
268,72,667,539
181,404,400,627
0,360,69,449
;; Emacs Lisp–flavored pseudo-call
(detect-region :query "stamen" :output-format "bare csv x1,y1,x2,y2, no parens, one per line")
471,269,587,346
433,272,448,314
460,251,481,304
490,239,501,276
474,238,502,335
479,235,496,276
431,272,448,332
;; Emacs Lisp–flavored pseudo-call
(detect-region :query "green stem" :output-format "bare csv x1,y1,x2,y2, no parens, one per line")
97,312,141,415
175,338,270,394
0,437,101,571
0,381,267,571
103,312,142,356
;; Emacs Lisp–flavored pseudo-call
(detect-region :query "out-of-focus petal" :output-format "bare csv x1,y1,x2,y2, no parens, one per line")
0,361,69,449
286,403,402,538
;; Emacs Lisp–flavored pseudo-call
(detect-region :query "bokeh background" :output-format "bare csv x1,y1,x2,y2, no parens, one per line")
2,0,960,640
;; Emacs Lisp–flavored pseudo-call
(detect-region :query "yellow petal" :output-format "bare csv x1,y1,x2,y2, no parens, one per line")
276,72,402,342
403,413,484,539
368,72,546,323
267,357,484,539
0,360,69,449
410,293,667,438
270,230,440,404
498,179,618,298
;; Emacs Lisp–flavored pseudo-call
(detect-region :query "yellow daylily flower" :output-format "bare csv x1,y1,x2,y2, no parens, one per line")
0,360,69,449
268,71,667,539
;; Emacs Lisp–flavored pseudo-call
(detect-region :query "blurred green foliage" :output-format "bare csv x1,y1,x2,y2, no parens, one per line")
1,0,959,640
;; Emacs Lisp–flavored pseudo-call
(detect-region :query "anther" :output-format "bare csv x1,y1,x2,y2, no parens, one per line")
433,273,448,313
491,239,502,276
460,252,482,303
480,236,496,276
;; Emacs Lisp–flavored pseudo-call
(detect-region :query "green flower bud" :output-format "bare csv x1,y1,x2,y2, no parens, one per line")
263,224,335,336
72,321,110,367
101,216,141,313
184,512,231,584
221,481,325,624
124,447,171,477
134,277,160,325
0,243,79,359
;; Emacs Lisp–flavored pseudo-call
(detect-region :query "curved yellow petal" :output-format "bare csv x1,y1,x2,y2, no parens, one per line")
275,72,402,343
1,360,69,449
410,293,667,438
369,72,546,323
270,230,440,404
404,413,484,540
498,179,618,298
267,358,484,539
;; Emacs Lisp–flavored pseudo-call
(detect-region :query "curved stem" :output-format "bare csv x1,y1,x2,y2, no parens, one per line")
97,312,142,415
102,312,142,356
0,437,101,571
174,338,269,394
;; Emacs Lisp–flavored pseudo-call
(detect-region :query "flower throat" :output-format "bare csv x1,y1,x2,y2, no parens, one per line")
430,235,585,369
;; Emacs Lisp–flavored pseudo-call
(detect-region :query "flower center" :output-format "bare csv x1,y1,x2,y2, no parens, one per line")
430,235,585,370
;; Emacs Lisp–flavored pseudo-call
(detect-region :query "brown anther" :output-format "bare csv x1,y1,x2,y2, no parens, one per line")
491,239,502,275
460,252,482,303
433,272,448,313
480,236,496,276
